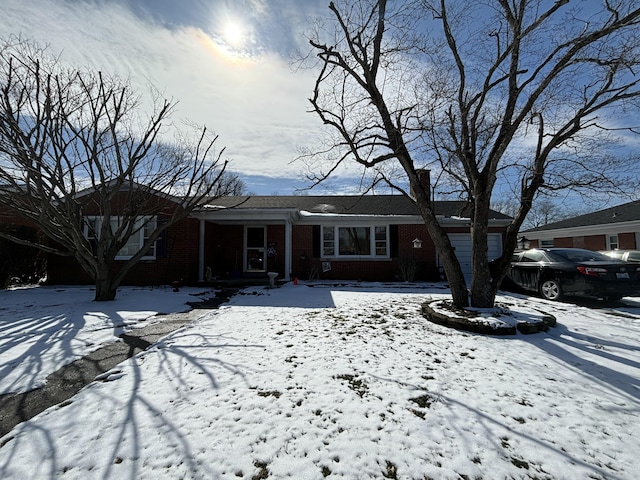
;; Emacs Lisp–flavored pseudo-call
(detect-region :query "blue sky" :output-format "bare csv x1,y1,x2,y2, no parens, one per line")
2,0,638,209
0,0,336,195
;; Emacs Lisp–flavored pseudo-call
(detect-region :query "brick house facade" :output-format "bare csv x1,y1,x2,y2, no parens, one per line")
1,193,512,286
523,200,640,251
194,195,511,283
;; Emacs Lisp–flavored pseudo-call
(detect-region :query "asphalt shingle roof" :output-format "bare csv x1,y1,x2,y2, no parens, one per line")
524,199,640,232
206,195,512,219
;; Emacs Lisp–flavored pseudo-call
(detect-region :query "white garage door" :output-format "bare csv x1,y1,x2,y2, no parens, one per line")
441,234,502,278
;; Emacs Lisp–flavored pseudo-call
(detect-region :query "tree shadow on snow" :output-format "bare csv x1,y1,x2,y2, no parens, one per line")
0,327,263,480
519,320,640,401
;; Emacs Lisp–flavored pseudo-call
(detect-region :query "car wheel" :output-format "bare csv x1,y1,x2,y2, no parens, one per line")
539,279,563,301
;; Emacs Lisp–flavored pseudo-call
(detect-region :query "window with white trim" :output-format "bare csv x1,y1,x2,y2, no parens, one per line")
607,234,619,250
539,239,554,248
321,225,389,258
85,216,157,260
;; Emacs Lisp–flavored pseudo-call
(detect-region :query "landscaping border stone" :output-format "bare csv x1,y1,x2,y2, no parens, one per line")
421,301,556,335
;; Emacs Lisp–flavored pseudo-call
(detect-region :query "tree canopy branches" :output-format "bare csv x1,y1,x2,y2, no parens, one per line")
305,0,640,307
0,37,241,300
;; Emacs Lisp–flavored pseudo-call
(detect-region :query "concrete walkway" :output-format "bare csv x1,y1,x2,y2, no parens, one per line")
0,288,238,439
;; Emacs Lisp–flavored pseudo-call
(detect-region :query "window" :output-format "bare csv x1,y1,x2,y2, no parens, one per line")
521,251,545,262
628,251,640,262
321,225,389,258
539,239,554,248
85,216,157,260
607,234,619,250
322,226,335,256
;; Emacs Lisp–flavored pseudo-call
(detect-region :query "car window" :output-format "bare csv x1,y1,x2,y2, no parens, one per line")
552,249,611,262
628,252,640,262
521,251,545,262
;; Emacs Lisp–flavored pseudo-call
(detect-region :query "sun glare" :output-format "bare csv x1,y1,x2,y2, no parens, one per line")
222,21,245,48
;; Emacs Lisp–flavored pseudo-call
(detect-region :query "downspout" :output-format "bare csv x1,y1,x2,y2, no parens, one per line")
198,218,205,282
284,215,292,281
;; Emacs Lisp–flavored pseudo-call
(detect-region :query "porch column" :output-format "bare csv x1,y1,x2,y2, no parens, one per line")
284,218,292,281
198,218,205,282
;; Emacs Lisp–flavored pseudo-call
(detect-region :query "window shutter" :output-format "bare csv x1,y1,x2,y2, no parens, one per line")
156,216,168,259
312,225,320,258
390,224,399,258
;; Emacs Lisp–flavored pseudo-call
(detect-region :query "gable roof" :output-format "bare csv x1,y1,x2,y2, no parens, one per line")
524,199,640,232
202,195,512,219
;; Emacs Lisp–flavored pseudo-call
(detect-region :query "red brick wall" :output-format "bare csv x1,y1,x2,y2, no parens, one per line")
619,232,637,249
0,205,38,228
582,235,605,251
46,216,199,286
530,233,637,250
292,225,315,279
291,223,442,281
554,237,574,248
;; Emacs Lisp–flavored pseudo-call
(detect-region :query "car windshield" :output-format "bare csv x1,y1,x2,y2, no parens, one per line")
547,249,612,262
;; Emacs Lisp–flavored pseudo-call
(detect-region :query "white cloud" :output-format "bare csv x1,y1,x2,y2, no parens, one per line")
0,0,326,189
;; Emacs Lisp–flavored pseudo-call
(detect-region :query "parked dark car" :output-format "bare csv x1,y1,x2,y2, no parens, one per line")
503,248,640,301
599,250,640,263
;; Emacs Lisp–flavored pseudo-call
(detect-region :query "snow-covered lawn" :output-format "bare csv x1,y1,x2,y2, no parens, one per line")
0,285,213,395
1,282,640,479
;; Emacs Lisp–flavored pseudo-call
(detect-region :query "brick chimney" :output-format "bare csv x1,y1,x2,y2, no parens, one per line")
410,169,430,199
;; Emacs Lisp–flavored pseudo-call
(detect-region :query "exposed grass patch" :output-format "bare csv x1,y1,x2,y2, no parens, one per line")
409,394,433,409
382,460,398,479
335,373,368,397
511,457,529,469
257,390,281,398
408,408,425,419
252,460,269,479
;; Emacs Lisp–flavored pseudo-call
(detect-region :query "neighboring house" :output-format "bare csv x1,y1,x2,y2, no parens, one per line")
1,189,513,286
522,200,640,251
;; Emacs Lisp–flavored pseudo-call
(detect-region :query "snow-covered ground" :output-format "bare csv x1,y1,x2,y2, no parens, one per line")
1,282,639,479
0,285,214,395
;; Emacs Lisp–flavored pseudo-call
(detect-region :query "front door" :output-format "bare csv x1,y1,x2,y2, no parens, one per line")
245,226,266,272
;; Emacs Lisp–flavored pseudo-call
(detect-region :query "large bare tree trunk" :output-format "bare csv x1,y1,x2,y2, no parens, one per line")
95,264,117,302
470,197,498,308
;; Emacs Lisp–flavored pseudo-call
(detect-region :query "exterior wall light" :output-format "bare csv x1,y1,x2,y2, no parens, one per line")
517,236,531,249
412,238,423,249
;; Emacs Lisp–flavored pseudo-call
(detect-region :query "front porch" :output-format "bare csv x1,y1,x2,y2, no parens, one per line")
193,207,297,284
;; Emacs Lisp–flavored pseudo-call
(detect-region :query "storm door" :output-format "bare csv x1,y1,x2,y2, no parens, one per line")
245,226,266,272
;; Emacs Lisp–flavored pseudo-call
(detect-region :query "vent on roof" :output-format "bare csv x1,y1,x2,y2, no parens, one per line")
313,203,336,213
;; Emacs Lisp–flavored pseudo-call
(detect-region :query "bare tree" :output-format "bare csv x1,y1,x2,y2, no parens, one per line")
492,195,582,230
0,37,239,301
305,0,640,308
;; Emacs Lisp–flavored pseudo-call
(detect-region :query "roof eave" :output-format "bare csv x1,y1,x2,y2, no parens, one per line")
524,219,640,239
